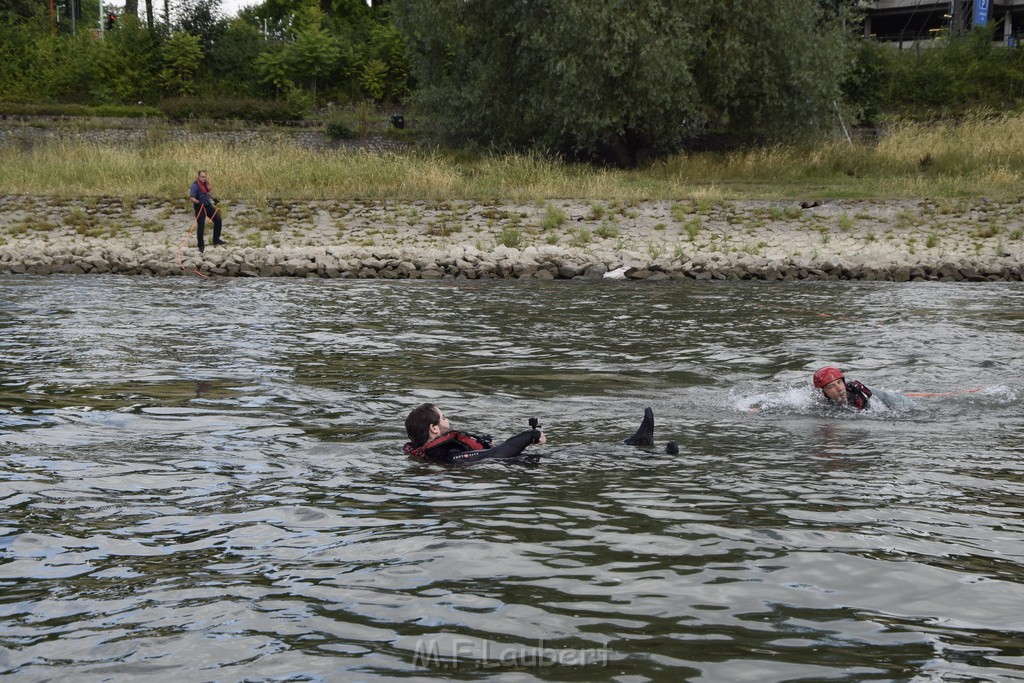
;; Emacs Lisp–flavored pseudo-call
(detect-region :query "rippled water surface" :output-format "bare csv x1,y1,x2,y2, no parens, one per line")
2,274,1024,681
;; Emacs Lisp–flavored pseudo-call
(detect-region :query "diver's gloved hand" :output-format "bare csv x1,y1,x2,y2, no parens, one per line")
527,417,545,443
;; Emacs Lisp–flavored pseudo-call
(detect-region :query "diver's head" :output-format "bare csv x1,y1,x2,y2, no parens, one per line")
405,403,450,447
813,366,847,404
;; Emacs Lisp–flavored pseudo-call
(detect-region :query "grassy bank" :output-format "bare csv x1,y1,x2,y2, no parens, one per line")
2,115,1024,201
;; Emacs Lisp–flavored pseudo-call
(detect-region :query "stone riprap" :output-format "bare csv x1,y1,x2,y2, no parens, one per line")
1,195,1022,281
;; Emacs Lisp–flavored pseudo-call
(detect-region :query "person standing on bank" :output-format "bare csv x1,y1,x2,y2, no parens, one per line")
188,169,226,253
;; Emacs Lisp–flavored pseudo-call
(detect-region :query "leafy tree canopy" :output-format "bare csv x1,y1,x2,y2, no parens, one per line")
175,0,227,49
2,0,43,21
397,0,855,166
241,0,369,35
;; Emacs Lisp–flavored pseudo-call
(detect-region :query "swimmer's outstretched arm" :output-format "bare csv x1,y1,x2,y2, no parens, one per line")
446,428,545,464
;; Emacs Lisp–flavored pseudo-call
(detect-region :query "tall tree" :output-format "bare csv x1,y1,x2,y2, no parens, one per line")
246,0,368,32
397,0,854,166
206,17,268,95
285,3,339,98
160,30,203,95
175,0,227,50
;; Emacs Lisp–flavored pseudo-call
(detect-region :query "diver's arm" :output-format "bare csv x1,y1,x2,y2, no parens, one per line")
445,429,544,464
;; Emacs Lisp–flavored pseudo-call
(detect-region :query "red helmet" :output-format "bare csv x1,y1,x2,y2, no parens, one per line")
813,366,844,388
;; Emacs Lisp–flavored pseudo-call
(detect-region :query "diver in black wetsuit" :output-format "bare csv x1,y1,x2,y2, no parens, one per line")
403,403,677,464
403,403,546,464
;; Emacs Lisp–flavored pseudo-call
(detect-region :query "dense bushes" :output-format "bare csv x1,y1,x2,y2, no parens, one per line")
0,0,409,109
396,0,853,166
7,0,1024,164
0,103,163,117
158,97,309,122
850,27,1024,119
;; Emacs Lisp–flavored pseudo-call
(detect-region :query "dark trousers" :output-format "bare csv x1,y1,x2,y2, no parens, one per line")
193,203,222,250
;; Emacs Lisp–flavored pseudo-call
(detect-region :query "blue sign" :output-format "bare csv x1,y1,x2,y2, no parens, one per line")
974,0,989,26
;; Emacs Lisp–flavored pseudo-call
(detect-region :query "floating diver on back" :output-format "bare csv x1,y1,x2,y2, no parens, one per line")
403,403,546,465
403,403,678,464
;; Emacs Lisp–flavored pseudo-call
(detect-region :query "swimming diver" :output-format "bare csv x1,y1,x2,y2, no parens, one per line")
813,366,872,410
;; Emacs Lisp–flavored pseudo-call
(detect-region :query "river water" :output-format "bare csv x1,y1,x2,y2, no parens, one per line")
1,274,1023,681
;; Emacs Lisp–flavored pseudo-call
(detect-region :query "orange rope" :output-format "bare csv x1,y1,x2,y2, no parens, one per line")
176,205,219,279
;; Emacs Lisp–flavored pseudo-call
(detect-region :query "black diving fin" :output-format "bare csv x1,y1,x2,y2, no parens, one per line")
623,407,655,446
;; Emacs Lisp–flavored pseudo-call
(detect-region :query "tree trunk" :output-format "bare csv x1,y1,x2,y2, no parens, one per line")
609,130,652,169
145,0,153,29
124,0,137,17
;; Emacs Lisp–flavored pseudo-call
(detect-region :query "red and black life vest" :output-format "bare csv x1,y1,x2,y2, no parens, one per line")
403,431,490,459
846,380,872,410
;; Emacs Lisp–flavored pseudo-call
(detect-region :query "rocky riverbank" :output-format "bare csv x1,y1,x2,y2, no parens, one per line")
1,194,1023,280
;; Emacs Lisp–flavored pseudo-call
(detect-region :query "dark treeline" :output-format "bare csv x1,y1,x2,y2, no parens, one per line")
5,0,1024,165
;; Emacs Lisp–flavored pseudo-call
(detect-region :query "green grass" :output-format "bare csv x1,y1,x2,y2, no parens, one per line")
683,218,702,241
10,217,57,234
541,203,567,230
425,221,460,237
6,113,1024,201
975,224,1003,238
570,228,592,248
895,209,918,228
498,227,522,248
0,102,164,118
595,221,620,239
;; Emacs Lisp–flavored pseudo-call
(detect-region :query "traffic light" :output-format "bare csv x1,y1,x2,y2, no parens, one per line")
105,12,116,30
